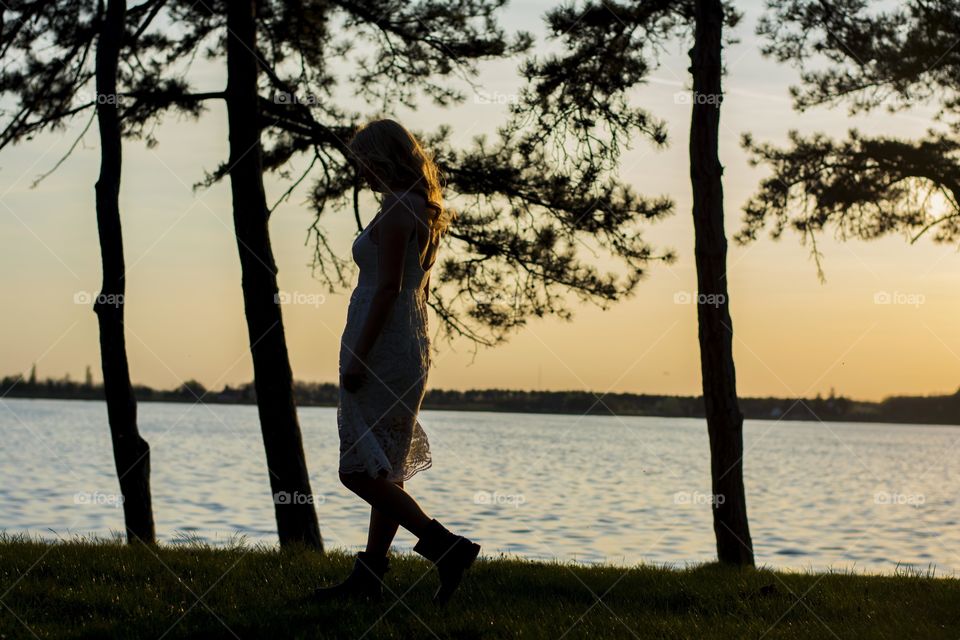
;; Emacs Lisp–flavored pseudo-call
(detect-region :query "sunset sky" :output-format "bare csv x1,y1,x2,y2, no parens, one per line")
1,0,957,403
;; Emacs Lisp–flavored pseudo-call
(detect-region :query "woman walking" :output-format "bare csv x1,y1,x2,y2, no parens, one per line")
316,119,480,605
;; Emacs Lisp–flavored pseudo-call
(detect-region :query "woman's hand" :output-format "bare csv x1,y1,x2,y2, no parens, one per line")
341,353,368,393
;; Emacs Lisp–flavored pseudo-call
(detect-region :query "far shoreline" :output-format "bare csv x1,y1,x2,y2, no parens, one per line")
4,379,959,428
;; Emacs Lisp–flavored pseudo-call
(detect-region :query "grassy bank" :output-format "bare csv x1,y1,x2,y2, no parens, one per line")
0,537,956,639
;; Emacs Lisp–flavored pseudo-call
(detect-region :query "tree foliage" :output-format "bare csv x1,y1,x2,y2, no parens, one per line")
0,0,213,152
741,0,960,270
1,0,688,348
757,0,960,117
248,0,683,347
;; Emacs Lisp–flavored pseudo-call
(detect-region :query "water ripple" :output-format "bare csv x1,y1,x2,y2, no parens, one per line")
0,399,958,576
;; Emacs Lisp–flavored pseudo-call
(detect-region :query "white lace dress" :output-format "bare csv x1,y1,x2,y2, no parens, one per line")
337,217,433,482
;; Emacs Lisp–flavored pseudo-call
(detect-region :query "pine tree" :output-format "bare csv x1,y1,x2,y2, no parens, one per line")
740,0,960,271
501,0,754,565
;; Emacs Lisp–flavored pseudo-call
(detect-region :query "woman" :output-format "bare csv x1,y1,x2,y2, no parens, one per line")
316,119,480,605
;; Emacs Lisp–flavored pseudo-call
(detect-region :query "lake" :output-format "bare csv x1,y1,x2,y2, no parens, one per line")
1,398,957,575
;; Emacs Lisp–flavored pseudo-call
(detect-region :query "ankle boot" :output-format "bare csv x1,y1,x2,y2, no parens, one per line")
413,519,481,605
314,551,389,601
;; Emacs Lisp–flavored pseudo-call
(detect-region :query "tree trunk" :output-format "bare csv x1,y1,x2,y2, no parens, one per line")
224,0,323,549
94,0,155,545
688,0,754,566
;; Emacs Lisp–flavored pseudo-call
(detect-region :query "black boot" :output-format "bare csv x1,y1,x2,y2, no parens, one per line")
314,551,389,602
413,519,481,605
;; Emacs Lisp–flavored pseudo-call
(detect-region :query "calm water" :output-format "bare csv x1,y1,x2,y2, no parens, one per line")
1,398,958,575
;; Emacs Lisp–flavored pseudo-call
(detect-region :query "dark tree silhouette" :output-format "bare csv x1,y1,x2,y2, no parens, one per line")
223,0,322,548
503,0,754,565
0,0,162,544
94,0,154,544
689,0,753,566
740,0,960,269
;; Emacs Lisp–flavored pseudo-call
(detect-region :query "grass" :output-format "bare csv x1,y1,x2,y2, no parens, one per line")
0,535,957,639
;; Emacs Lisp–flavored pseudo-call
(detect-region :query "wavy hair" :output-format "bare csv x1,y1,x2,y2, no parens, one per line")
347,119,453,239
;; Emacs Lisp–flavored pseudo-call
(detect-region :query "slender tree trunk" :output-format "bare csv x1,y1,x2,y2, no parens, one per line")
94,0,155,544
688,0,754,566
224,0,323,549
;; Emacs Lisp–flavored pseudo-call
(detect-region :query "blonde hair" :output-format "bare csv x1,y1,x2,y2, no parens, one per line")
348,119,453,239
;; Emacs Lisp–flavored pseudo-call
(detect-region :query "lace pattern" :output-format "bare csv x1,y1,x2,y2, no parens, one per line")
337,225,433,482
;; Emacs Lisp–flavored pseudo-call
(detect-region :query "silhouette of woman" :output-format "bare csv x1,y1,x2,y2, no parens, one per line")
315,119,480,605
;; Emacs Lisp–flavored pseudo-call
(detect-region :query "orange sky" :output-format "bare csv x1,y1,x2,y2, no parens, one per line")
1,1,957,402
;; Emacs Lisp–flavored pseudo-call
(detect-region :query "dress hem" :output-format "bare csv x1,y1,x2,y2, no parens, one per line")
338,459,433,483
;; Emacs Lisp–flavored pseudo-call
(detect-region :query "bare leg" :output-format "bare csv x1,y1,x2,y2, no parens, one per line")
340,472,431,538
365,480,403,556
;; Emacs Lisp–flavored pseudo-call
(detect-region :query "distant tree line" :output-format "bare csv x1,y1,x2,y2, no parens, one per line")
5,371,958,427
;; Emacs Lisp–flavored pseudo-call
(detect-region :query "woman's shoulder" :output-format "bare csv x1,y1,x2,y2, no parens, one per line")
378,191,425,234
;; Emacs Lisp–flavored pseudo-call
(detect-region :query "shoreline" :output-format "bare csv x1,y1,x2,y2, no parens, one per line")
4,391,960,428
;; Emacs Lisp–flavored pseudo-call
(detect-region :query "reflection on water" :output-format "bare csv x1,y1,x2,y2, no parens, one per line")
1,398,957,575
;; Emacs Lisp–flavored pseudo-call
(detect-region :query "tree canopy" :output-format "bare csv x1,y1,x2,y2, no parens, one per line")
1,0,687,348
740,0,960,274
